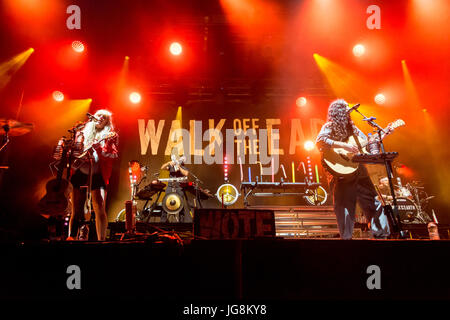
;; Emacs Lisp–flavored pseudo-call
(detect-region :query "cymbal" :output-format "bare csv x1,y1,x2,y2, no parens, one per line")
421,196,435,202
0,119,34,136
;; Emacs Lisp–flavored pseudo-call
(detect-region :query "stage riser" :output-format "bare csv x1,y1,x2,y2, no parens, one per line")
1,240,449,300
271,206,339,238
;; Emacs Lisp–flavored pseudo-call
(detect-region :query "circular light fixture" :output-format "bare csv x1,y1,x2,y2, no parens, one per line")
129,92,141,104
52,91,64,102
296,97,307,107
374,93,386,105
304,186,328,206
170,42,183,56
304,140,315,151
353,44,365,57
216,183,240,206
72,41,85,53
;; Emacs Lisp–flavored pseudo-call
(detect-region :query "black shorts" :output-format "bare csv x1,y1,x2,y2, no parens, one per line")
70,170,106,190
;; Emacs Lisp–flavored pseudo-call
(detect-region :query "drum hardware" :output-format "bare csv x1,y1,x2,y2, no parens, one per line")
131,164,209,223
406,182,432,224
421,196,435,203
378,180,433,224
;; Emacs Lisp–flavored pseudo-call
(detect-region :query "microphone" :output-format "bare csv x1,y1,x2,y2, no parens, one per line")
86,112,100,122
347,103,360,113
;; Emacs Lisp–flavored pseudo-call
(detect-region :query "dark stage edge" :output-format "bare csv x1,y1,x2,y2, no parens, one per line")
1,238,449,303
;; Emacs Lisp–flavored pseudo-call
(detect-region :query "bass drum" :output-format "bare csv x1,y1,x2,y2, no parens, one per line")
395,197,419,223
304,186,328,206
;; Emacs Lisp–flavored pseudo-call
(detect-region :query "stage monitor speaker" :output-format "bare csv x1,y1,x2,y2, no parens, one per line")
193,208,275,239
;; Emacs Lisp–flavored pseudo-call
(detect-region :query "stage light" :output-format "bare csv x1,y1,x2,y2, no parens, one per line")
52,91,64,102
374,93,386,105
304,140,315,151
72,41,85,53
296,97,307,107
353,44,365,57
313,53,371,99
170,42,182,56
129,92,141,104
224,156,229,181
216,184,240,206
0,48,34,90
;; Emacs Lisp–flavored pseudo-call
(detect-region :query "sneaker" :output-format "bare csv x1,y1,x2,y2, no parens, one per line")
78,224,90,241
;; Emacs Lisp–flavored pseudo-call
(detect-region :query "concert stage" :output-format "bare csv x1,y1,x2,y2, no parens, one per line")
1,237,450,302
2,0,450,313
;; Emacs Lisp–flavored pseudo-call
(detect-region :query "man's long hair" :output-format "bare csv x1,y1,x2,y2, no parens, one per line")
82,109,114,151
326,99,358,141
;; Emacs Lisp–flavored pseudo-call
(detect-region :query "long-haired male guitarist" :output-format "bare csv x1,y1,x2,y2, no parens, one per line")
68,109,119,241
316,99,390,239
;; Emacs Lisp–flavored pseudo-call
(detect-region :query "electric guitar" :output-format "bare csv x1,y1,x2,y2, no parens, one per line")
321,119,405,176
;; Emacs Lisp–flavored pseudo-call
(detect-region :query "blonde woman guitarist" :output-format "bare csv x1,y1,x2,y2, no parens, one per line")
67,109,118,241
316,99,391,240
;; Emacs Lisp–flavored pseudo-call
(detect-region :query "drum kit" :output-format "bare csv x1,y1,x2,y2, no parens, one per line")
117,160,213,223
388,180,433,224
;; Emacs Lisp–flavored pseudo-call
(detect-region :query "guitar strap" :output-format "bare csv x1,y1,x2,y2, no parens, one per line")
351,131,364,154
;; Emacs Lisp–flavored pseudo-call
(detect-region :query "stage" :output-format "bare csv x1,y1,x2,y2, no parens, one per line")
1,0,450,312
1,237,449,301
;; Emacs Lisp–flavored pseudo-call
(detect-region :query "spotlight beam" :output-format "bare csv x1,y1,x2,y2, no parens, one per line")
313,53,370,102
0,48,34,90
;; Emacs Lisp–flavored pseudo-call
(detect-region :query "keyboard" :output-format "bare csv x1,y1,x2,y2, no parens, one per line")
352,152,398,164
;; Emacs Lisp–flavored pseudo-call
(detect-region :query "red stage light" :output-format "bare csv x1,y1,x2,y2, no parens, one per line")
374,93,386,105
72,41,85,53
353,44,365,57
170,42,182,56
129,92,141,104
52,91,64,102
296,97,307,107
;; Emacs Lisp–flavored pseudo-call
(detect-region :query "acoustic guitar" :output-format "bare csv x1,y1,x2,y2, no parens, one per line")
77,131,117,159
39,140,73,217
321,119,405,176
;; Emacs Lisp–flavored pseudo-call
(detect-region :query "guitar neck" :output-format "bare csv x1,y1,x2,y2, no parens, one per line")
80,132,116,157
55,147,69,184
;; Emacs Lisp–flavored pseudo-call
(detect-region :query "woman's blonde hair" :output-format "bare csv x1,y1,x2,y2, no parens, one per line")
82,109,114,151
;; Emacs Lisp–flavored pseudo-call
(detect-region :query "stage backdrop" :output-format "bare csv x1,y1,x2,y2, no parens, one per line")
107,98,329,220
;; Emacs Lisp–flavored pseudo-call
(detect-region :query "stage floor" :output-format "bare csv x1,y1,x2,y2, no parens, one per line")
1,238,449,301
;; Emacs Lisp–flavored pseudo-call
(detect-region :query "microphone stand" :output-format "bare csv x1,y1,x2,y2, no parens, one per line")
352,108,406,239
189,171,203,209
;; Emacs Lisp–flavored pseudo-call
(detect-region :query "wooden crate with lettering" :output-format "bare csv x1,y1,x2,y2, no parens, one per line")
193,209,276,239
